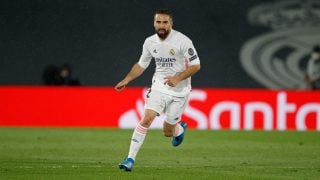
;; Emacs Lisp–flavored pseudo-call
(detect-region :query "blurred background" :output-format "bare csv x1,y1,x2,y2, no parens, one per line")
1,2,320,178
1,0,319,89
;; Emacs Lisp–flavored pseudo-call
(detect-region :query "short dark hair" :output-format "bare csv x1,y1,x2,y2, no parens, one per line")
155,9,173,20
313,45,320,53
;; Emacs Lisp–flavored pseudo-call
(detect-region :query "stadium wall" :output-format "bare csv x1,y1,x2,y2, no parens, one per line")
1,86,319,131
1,0,319,89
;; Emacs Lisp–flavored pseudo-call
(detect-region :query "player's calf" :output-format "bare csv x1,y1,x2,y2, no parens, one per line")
163,129,174,137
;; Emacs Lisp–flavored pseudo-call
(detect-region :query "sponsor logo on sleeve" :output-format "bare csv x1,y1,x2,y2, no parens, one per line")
189,55,198,61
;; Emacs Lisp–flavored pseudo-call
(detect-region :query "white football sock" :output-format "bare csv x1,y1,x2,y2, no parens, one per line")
128,123,148,161
174,123,184,137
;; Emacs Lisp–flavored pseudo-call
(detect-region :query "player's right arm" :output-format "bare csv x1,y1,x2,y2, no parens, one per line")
115,63,145,91
115,39,152,91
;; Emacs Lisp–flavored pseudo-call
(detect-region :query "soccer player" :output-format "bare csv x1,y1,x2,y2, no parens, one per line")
305,45,320,90
115,9,201,171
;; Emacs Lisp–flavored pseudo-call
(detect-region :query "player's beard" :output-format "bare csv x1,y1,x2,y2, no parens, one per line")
156,28,170,40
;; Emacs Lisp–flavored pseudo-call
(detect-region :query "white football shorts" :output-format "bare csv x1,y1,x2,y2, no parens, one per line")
144,89,189,125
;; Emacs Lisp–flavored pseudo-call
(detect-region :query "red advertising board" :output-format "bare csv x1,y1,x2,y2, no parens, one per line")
0,86,319,131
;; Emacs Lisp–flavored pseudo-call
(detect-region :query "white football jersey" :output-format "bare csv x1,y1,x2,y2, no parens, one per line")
138,29,200,97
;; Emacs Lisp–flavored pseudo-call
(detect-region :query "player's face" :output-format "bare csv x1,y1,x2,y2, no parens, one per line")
312,52,320,59
154,14,172,40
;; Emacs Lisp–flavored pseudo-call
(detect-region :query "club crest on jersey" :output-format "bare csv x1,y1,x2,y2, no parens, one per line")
169,49,175,56
188,48,194,56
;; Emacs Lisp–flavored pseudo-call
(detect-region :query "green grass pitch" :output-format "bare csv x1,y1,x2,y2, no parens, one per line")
0,128,319,179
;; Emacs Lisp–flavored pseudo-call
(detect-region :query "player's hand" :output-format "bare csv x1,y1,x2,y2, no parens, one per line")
115,80,128,91
164,76,180,87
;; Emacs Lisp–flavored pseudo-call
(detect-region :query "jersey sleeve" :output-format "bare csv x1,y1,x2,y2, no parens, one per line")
137,40,153,69
182,39,200,66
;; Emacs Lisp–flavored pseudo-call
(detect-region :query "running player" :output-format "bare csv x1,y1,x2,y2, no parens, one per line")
115,9,201,171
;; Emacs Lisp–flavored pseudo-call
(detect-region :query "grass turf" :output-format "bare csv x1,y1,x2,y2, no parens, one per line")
0,128,319,179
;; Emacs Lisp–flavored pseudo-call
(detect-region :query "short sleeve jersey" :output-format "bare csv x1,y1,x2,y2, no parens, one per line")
138,29,200,97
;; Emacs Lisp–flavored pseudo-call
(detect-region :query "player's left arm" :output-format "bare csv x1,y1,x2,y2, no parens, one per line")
164,64,200,87
164,38,201,87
